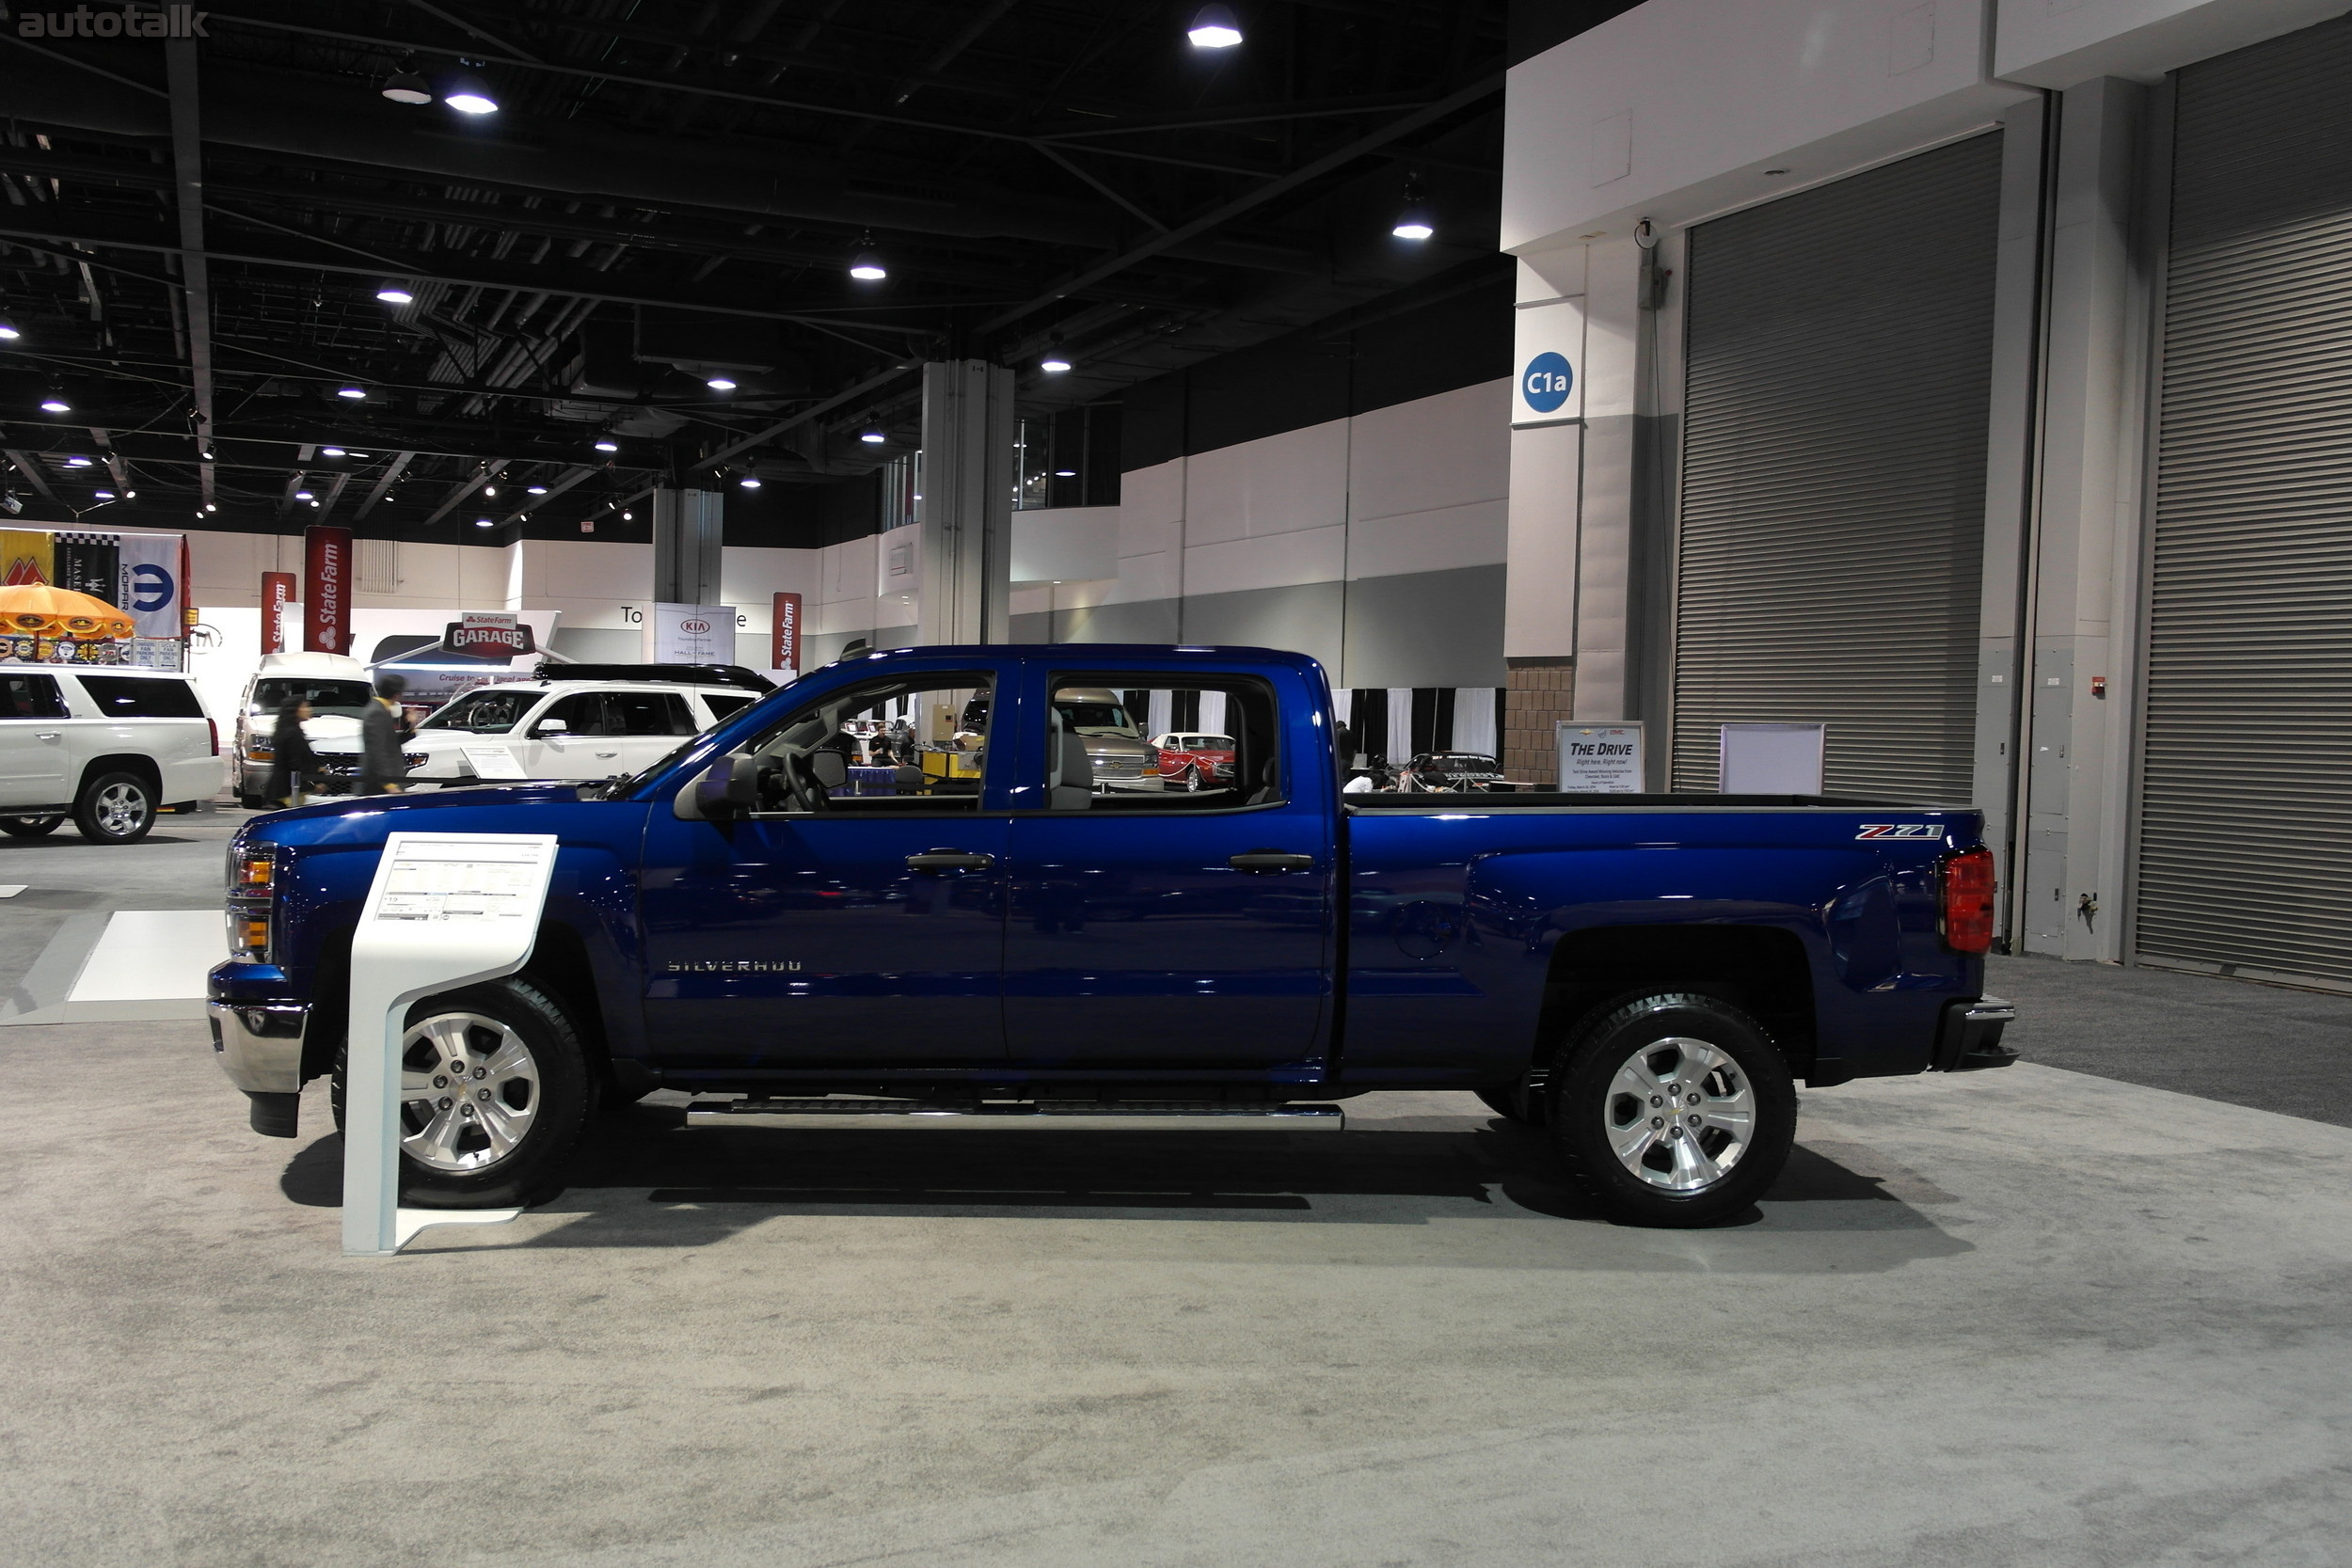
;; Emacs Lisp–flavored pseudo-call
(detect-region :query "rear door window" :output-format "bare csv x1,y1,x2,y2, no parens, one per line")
701,692,755,721
0,673,68,720
607,690,698,736
421,689,535,733
76,675,205,719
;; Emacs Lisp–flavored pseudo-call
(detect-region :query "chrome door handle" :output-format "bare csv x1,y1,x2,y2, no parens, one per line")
35,732,60,741
905,849,993,873
1229,851,1313,874
596,751,618,758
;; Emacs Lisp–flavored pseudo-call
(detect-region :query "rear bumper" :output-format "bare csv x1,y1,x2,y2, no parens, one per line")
208,1000,307,1094
1931,994,2018,1072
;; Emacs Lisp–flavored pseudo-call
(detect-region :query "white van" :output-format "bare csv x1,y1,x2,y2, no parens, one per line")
0,666,224,843
230,651,373,807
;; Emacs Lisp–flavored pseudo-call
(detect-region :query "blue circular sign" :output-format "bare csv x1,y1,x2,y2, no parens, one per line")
1521,351,1574,414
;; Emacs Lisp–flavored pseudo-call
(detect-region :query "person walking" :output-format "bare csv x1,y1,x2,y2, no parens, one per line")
264,695,317,807
358,674,409,796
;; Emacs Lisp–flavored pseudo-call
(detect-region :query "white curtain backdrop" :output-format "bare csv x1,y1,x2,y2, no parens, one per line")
1452,689,1497,755
1197,689,1228,737
1146,689,1173,739
1387,689,1415,759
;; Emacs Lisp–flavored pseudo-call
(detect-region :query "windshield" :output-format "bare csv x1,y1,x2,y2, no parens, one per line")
421,689,537,734
251,677,373,718
1056,701,1137,737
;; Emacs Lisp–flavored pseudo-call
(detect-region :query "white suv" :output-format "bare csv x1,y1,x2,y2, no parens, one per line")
308,677,762,788
0,667,225,843
230,651,374,807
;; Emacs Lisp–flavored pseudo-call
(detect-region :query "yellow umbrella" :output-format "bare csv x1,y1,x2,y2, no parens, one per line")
0,584,136,641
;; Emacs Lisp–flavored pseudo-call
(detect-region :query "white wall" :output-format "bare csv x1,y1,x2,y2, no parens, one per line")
1993,0,2348,87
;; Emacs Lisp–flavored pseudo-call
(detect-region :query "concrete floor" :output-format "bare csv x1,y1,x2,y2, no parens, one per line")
4,821,2350,1564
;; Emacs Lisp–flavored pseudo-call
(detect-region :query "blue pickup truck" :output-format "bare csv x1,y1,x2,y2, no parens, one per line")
209,645,2013,1227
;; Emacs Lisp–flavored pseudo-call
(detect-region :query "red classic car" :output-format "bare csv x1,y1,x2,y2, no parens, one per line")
1151,731,1236,791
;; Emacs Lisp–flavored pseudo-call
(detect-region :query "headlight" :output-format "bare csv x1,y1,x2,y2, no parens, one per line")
226,842,276,960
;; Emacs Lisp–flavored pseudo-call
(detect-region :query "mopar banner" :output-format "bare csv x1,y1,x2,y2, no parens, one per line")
115,531,186,669
303,524,351,654
771,591,801,676
261,571,295,654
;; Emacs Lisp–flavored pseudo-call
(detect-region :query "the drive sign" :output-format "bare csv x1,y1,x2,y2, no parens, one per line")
1521,351,1574,414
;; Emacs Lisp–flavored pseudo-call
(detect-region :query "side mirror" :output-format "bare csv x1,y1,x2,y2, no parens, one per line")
534,719,568,734
681,754,758,820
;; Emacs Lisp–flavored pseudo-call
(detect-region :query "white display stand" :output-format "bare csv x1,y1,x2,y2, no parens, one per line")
1720,722,1827,794
343,832,560,1257
1556,721,1644,792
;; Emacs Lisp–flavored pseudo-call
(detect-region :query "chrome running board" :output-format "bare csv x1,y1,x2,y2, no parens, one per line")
684,1098,1344,1132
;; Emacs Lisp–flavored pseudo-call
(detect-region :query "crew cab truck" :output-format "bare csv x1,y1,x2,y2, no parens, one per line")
208,646,2013,1228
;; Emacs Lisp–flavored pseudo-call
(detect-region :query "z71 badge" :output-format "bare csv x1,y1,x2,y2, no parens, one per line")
1855,824,1941,840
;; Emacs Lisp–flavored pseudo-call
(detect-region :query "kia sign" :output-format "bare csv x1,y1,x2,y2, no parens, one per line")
440,612,537,657
261,571,295,654
303,525,352,654
771,591,802,676
1510,295,1584,427
646,601,733,663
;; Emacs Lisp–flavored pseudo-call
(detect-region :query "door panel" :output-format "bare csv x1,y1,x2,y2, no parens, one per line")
639,811,1009,1069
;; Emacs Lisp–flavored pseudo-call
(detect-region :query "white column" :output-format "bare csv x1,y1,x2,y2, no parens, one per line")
915,360,1015,646
2019,79,2156,962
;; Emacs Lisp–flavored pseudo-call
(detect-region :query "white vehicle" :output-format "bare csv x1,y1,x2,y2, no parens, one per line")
231,651,374,807
308,676,764,788
0,666,225,843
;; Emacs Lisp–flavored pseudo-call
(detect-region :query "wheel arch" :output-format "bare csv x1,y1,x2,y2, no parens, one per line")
1536,925,1818,1080
77,752,162,798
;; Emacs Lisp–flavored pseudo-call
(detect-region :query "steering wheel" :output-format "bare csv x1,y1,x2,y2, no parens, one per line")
771,744,847,812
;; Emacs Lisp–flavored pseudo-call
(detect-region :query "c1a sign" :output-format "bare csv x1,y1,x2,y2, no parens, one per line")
440,611,536,657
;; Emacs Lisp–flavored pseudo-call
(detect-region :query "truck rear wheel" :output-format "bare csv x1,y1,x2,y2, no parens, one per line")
1545,991,1796,1227
73,772,155,844
333,976,596,1209
0,814,63,837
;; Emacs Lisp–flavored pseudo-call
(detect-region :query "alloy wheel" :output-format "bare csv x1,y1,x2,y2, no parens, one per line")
94,782,149,837
1603,1036,1756,1192
398,1011,541,1173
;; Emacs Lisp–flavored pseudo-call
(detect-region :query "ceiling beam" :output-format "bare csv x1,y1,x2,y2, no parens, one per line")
978,73,1503,335
4,449,60,502
354,451,414,517
421,461,506,527
501,463,594,525
164,37,215,508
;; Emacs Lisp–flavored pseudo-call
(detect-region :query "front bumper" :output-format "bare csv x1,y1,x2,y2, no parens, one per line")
1932,994,2018,1071
208,1000,308,1094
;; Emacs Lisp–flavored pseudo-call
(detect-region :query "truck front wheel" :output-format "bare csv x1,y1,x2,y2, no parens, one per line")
333,976,596,1209
1545,991,1796,1227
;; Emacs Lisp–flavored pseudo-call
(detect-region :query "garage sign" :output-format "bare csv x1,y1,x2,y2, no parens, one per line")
441,611,536,657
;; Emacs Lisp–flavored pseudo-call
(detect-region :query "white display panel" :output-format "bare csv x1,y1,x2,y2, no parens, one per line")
343,832,559,1257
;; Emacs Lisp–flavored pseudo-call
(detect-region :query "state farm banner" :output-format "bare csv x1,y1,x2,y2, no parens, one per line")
261,571,295,654
303,524,351,654
771,592,801,675
440,611,536,657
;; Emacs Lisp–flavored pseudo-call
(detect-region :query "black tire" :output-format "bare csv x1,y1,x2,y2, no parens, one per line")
0,815,63,838
1475,1081,1547,1126
331,976,596,1209
1544,991,1796,1227
72,770,156,844
1180,765,1202,793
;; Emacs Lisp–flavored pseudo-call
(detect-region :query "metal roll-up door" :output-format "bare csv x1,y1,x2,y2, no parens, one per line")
1672,135,2003,798
2135,17,2352,989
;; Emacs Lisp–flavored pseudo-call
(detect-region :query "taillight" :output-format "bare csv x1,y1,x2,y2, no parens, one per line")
1939,847,1995,954
207,717,219,755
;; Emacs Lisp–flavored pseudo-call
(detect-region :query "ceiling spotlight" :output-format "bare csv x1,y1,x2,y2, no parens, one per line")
336,383,366,400
706,376,737,391
475,516,493,528
848,231,887,281
527,484,548,495
594,437,618,452
739,474,761,489
40,390,70,414
308,499,321,509
65,455,92,467
622,509,633,520
374,283,415,305
381,67,434,105
1391,176,1435,242
442,71,500,116
1187,4,1244,48
204,502,217,513
859,423,886,445
321,447,346,457
123,489,135,499
1039,353,1073,373
1054,468,1077,478
0,317,19,341
483,484,498,498
294,489,314,499
92,489,115,499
